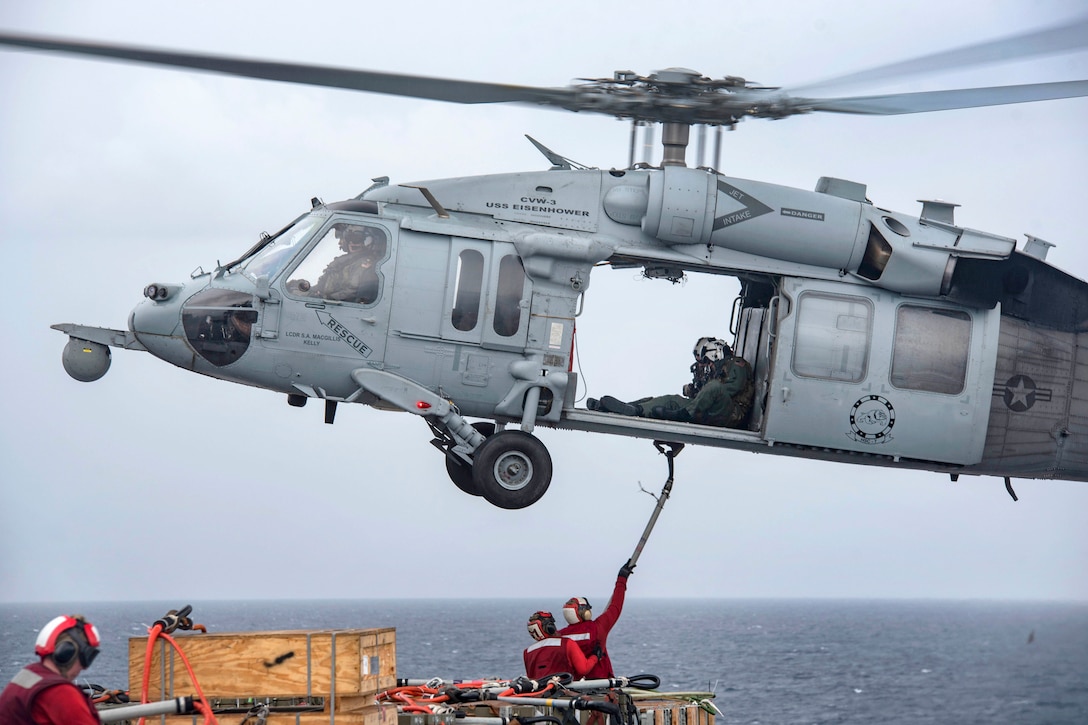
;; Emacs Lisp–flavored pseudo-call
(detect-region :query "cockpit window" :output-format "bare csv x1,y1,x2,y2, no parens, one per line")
241,215,324,281
285,223,388,305
181,288,257,367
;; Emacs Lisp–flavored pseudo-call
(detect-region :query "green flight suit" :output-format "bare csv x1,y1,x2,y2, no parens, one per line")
311,252,380,304
633,357,754,428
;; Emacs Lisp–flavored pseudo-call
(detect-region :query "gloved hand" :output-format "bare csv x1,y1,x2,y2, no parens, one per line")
618,559,636,579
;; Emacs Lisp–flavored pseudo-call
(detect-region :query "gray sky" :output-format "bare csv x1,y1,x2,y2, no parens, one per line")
1,0,1086,604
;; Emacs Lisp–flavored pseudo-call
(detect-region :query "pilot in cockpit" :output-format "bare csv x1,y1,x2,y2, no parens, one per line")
308,225,385,304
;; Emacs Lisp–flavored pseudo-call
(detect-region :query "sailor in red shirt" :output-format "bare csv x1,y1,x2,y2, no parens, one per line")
0,614,103,724
557,559,635,679
523,611,598,680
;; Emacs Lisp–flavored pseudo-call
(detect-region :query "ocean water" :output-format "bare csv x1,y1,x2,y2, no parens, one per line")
1,599,1086,725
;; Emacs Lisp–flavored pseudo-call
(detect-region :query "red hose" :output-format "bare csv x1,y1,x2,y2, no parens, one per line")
136,623,219,725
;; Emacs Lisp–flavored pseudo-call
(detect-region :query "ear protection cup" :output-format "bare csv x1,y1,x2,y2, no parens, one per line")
52,637,78,667
76,631,99,668
563,597,593,624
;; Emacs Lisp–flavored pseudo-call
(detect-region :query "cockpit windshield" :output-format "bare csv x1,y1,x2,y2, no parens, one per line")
240,215,324,281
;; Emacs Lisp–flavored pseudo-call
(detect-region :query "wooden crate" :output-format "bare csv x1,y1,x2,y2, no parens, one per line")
129,628,396,702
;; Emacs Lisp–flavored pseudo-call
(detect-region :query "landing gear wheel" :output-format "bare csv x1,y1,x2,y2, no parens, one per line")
472,430,552,509
445,422,495,496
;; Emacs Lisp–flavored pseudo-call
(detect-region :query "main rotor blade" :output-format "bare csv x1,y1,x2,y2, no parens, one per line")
790,15,1088,95
2,30,1085,127
0,32,575,107
802,79,1088,115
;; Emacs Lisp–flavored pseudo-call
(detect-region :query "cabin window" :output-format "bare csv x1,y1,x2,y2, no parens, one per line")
890,306,970,394
792,292,871,382
493,255,526,337
452,249,484,331
285,223,388,304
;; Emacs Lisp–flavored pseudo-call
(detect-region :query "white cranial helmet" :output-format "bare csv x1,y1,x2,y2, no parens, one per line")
563,597,592,624
693,337,731,363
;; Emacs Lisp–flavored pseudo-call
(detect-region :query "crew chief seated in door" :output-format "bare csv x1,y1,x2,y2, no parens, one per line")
588,337,754,428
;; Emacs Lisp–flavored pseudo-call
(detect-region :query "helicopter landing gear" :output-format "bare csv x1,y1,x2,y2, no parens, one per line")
444,422,495,496
471,430,552,510
424,403,551,508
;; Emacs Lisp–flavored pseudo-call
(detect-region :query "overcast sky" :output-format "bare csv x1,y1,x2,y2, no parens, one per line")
1,0,1086,605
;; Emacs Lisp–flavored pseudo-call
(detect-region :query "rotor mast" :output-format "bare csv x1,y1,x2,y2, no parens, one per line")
661,123,690,167
614,67,740,170
629,121,722,170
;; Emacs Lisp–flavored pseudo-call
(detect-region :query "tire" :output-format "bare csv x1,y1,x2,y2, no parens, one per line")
444,422,496,496
472,430,553,509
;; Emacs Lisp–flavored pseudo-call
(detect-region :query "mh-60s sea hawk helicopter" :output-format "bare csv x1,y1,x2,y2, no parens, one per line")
2,20,1088,509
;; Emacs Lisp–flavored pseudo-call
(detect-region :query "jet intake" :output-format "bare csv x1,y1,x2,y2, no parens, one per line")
602,182,649,225
639,167,1015,298
642,166,867,270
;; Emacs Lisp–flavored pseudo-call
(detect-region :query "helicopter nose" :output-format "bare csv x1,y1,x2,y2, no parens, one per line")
128,283,193,368
130,288,184,338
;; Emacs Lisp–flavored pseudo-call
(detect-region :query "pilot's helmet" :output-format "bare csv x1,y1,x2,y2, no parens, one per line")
338,225,375,253
693,337,731,363
562,597,592,625
527,610,557,641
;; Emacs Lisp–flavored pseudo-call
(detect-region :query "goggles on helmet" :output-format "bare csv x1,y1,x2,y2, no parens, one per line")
527,610,557,641
693,336,730,363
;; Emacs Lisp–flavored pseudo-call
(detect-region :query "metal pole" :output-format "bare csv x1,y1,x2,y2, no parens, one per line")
629,441,683,566
642,123,655,166
98,697,195,723
713,126,723,172
496,695,579,708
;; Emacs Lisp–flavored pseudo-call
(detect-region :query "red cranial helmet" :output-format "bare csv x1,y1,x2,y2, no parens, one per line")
527,610,557,641
35,615,101,670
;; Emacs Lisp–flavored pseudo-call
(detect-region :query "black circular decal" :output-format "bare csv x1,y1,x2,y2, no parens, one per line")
849,395,896,443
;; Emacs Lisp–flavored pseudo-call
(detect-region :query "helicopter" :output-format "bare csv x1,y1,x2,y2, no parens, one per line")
2,18,1087,510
